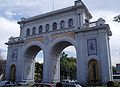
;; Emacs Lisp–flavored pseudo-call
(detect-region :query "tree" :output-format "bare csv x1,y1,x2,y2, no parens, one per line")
67,57,77,80
60,56,69,80
0,51,6,80
114,15,120,22
34,62,43,82
34,52,77,82
60,52,77,80
112,66,117,74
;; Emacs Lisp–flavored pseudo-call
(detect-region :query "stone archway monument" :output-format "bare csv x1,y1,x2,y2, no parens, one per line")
5,0,112,86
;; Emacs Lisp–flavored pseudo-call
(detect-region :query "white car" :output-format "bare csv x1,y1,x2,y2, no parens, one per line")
17,81,29,85
0,81,9,86
63,84,82,87
32,83,56,87
0,81,15,87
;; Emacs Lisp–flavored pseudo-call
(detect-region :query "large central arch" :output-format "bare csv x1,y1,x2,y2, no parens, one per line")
49,38,77,82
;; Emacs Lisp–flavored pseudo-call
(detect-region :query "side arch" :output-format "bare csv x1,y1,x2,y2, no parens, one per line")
23,41,45,55
10,64,16,81
22,41,45,81
88,59,100,84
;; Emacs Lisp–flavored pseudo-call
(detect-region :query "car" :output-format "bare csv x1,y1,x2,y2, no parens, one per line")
0,81,8,87
0,81,16,87
17,81,29,85
32,83,56,87
69,84,82,87
63,83,82,87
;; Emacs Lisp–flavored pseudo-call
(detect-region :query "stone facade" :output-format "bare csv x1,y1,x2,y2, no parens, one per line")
5,0,112,86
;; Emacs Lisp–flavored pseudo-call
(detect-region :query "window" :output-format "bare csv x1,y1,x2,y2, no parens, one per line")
26,28,30,36
39,25,43,33
68,18,73,28
45,24,49,32
32,27,36,35
53,22,57,30
60,20,65,29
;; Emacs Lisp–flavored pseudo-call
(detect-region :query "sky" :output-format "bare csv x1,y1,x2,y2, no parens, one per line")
0,0,120,66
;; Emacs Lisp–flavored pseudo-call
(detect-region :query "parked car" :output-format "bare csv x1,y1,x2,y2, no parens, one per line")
68,84,82,87
32,83,56,87
63,83,82,87
0,81,8,87
17,81,29,85
0,81,16,87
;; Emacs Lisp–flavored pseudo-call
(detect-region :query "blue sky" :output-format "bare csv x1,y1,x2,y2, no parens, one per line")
0,0,120,66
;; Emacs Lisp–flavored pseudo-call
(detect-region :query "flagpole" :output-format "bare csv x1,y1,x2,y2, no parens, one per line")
53,0,54,11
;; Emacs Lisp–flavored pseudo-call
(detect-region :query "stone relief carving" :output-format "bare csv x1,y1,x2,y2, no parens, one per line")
87,39,97,56
26,66,31,75
11,49,18,62
44,36,49,45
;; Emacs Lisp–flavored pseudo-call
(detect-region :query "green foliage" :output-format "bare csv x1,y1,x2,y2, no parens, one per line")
60,52,77,80
114,15,120,22
114,81,120,87
34,52,77,81
112,66,117,74
34,62,43,82
106,81,120,87
0,52,6,80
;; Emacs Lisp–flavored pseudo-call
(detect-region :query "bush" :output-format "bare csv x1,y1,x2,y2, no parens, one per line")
107,81,120,87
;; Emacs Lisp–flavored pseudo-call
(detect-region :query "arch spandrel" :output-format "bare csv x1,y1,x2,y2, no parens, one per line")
23,41,45,54
49,36,77,51
24,36,44,46
50,32,75,41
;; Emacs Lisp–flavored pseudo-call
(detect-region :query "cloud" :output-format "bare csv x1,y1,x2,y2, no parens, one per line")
0,17,19,53
63,46,76,57
84,0,120,12
0,0,74,20
35,51,44,63
35,57,43,63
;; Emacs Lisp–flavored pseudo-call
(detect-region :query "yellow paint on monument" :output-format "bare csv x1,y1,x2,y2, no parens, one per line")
51,32,75,39
25,36,44,45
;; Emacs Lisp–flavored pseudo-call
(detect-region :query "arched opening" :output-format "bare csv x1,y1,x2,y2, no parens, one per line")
26,28,30,36
53,22,57,30
39,25,43,33
35,50,44,82
24,45,44,82
32,27,36,35
60,46,76,80
88,59,99,84
60,20,65,29
10,65,16,81
68,18,73,28
45,24,49,32
50,41,76,82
